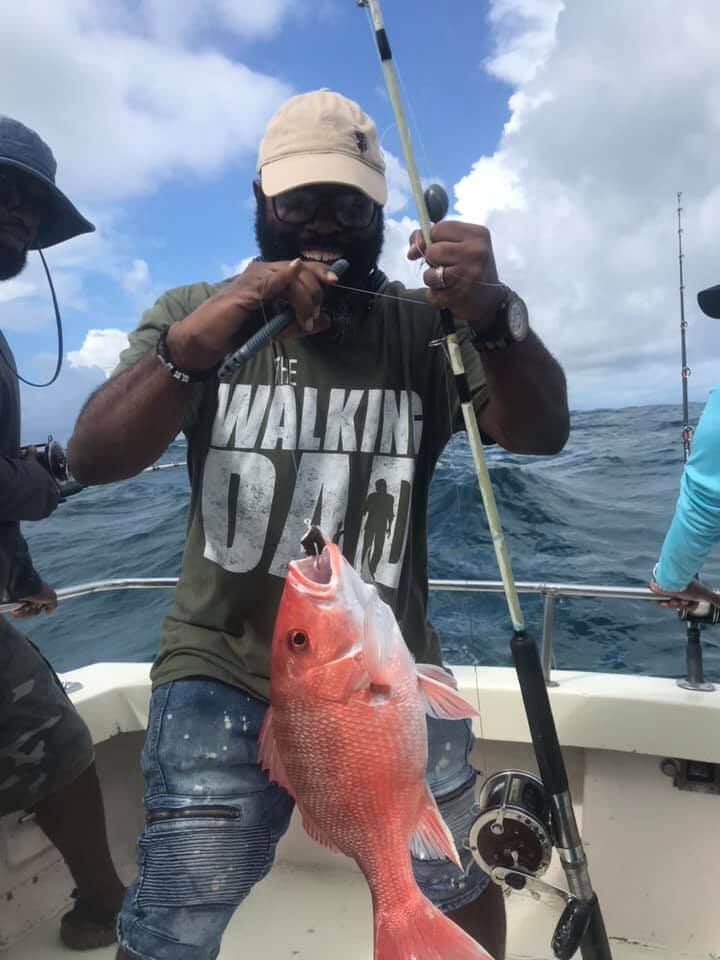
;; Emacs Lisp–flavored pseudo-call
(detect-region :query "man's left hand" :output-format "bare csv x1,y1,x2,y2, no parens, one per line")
407,221,505,330
11,582,58,618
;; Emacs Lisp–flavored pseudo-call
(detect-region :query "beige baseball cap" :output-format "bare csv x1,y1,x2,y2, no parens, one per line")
257,89,388,206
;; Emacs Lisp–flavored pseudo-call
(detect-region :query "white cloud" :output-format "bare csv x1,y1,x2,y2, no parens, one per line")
141,0,295,44
485,0,564,85
68,329,130,378
0,3,293,206
452,0,720,409
379,216,425,292
122,259,151,297
221,256,255,279
383,152,412,216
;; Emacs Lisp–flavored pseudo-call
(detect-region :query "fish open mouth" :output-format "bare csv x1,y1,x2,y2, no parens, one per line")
290,546,337,596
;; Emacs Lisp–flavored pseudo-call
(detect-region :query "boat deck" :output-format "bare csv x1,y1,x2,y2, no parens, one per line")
5,859,665,960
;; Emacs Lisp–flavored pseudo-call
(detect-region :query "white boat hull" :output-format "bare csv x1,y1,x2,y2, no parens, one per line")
1,662,718,958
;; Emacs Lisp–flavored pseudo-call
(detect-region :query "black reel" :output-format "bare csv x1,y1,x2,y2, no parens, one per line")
468,770,593,959
678,602,720,624
468,770,553,882
21,436,84,500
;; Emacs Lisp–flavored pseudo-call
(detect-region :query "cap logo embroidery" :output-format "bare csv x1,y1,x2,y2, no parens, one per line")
354,131,369,154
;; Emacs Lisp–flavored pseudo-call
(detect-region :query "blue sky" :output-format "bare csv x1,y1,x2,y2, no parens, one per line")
2,0,719,440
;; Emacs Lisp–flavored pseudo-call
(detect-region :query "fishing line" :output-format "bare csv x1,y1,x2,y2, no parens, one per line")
0,249,64,387
439,343,490,778
334,275,508,307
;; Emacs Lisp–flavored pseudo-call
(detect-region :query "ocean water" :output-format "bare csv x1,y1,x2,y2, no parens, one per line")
18,403,720,683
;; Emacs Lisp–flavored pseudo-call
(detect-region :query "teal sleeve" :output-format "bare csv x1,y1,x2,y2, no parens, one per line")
654,385,720,590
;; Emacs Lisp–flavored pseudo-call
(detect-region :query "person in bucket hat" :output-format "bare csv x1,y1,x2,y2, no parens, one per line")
650,281,720,610
0,115,95,250
70,90,569,960
0,117,124,949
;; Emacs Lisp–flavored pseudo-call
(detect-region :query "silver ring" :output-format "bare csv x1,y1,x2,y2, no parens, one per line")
434,265,446,289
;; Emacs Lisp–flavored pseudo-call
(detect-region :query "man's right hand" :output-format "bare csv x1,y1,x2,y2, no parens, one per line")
166,259,340,371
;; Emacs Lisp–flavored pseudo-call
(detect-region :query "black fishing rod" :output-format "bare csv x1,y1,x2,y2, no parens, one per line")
356,2,611,956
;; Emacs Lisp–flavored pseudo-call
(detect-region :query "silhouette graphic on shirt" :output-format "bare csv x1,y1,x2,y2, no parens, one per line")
361,479,395,578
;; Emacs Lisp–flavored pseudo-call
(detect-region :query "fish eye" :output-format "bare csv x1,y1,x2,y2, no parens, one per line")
287,630,309,651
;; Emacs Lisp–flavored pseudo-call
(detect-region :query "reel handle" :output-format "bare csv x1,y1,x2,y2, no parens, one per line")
552,897,592,959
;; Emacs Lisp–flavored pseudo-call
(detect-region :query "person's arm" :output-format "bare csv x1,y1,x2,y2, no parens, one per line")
473,334,568,454
68,260,340,485
6,531,58,616
408,221,569,455
7,530,43,598
652,386,720,593
68,349,193,484
0,455,59,521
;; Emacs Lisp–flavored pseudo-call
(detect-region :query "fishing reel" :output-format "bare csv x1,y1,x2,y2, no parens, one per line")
677,601,720,624
20,436,84,500
468,771,595,960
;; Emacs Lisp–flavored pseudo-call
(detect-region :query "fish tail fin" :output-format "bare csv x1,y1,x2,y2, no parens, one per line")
375,891,495,960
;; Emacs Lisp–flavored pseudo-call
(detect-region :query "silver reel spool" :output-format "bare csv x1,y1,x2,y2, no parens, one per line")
468,770,552,886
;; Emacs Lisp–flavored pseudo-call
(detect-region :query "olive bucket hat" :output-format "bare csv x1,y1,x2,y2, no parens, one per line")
0,116,95,249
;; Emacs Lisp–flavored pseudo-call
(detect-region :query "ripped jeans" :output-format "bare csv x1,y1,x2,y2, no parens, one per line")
118,678,489,960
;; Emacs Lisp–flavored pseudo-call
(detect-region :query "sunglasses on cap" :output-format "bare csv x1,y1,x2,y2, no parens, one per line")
0,167,50,216
272,187,377,229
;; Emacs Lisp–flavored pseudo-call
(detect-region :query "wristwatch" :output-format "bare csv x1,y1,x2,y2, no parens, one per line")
472,287,530,351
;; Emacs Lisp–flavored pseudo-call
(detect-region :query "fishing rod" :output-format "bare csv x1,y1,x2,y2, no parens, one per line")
677,193,692,462
19,435,187,502
356,3,611,957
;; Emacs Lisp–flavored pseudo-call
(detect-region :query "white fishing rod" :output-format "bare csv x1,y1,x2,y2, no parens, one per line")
355,0,524,633
356,3,612,958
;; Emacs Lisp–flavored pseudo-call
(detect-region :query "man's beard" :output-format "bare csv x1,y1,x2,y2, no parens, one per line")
0,245,27,281
254,200,385,291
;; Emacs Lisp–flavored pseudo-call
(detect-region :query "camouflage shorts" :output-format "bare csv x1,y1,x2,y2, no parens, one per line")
0,616,94,816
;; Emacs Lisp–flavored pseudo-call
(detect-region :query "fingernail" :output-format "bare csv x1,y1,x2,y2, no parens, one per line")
326,271,338,281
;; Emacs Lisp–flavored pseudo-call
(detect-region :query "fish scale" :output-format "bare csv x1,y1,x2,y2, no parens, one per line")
259,542,494,960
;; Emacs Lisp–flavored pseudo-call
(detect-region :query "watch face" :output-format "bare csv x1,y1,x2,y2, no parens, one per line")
508,298,529,340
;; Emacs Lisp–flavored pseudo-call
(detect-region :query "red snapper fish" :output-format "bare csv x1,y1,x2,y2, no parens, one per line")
259,542,495,960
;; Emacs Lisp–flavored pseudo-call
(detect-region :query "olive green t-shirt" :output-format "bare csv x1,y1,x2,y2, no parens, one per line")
114,275,489,701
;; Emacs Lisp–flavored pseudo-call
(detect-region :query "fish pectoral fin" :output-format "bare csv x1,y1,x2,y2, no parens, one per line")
257,706,294,797
417,667,480,720
410,783,461,867
362,596,401,684
416,663,459,688
300,807,343,855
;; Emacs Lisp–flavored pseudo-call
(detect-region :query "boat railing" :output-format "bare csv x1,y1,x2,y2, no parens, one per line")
1,576,716,692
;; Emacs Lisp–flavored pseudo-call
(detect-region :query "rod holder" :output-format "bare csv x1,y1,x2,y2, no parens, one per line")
677,621,716,692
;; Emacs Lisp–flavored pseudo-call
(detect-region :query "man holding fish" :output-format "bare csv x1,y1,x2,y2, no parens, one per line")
70,90,569,960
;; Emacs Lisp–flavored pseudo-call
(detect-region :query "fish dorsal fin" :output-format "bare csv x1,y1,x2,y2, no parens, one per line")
257,706,294,797
410,783,461,867
416,665,479,720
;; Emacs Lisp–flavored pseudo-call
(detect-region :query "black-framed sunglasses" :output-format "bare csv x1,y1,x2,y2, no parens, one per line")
272,187,377,229
0,168,49,215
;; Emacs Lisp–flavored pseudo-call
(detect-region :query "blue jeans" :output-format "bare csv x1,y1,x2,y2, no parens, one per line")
118,678,489,960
